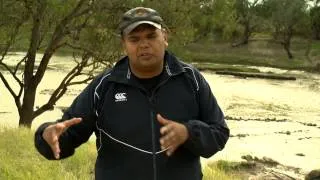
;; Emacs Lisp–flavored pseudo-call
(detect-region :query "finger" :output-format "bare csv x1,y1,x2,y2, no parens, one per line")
157,114,170,125
54,122,67,136
160,131,176,148
161,130,175,144
166,145,178,156
62,118,82,128
52,138,61,159
48,135,61,159
160,124,171,135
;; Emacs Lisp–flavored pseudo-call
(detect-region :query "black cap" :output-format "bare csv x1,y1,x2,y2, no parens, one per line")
118,7,164,35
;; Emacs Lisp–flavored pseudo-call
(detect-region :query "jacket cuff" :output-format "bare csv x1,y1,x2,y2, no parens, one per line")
182,121,200,151
34,122,57,160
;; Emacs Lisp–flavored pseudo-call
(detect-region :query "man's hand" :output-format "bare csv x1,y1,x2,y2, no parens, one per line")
42,118,82,159
157,114,189,156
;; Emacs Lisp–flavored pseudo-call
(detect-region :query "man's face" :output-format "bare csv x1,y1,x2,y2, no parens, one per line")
122,24,168,76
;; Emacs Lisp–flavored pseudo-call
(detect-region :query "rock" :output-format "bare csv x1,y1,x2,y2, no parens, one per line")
305,169,320,180
242,155,254,161
296,153,305,157
261,157,279,166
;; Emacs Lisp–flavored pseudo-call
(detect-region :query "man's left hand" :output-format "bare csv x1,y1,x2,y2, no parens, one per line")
157,114,189,156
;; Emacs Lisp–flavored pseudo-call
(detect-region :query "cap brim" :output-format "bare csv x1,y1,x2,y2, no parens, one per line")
123,21,162,35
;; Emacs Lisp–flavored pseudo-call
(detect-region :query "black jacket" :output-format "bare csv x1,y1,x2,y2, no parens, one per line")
35,51,229,180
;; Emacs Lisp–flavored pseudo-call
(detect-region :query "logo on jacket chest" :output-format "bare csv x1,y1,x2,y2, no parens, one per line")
115,93,127,102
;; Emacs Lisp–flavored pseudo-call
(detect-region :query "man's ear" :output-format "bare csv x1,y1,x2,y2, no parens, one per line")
162,29,169,47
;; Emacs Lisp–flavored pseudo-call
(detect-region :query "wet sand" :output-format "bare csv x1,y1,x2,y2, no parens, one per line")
202,72,320,173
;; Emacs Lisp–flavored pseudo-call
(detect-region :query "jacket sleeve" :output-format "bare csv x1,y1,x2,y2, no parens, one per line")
34,74,103,160
183,69,229,158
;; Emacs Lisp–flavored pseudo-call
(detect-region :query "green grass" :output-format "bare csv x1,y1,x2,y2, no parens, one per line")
203,161,244,180
0,127,95,180
0,127,238,180
181,38,320,73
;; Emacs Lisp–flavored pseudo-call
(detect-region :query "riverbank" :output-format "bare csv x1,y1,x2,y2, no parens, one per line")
2,66,320,175
1,50,320,179
182,38,320,74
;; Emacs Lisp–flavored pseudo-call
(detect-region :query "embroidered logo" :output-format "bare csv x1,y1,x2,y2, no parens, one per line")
115,93,127,102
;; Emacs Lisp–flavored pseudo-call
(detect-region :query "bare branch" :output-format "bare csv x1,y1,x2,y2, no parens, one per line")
68,13,92,35
69,76,94,86
24,1,47,87
0,72,17,99
63,43,96,56
0,62,23,87
0,17,27,62
72,6,93,19
34,0,91,86
34,52,92,117
14,55,27,75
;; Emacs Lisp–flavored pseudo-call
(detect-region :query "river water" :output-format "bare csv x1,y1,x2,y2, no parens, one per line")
0,53,319,172
202,69,320,173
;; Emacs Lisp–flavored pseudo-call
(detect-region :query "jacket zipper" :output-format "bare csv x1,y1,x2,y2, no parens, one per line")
149,109,157,180
148,76,172,180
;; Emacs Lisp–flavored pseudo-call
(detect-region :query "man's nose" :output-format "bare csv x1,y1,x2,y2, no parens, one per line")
139,39,150,48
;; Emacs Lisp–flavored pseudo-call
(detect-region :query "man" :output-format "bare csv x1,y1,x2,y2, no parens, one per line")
34,7,229,180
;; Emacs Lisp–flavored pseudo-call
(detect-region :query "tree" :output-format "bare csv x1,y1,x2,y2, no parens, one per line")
310,5,320,40
232,0,261,46
0,0,128,127
143,0,202,47
191,0,238,41
262,0,308,59
0,0,202,128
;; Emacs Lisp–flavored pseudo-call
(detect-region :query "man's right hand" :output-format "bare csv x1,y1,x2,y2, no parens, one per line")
42,118,82,159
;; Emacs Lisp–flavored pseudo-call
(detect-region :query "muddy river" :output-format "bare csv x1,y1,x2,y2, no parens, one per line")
0,53,319,173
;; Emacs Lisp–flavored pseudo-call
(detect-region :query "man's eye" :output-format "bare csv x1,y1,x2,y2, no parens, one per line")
128,38,139,42
148,35,157,39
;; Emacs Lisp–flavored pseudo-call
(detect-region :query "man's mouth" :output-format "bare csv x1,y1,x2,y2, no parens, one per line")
139,53,152,58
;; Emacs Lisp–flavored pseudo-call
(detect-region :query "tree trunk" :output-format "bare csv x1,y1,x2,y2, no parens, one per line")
283,31,293,59
242,22,250,45
284,42,293,59
232,22,250,47
316,32,320,40
305,38,313,63
18,85,36,127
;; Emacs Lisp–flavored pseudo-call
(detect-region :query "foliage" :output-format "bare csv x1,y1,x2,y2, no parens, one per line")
0,0,202,127
231,0,264,45
258,0,308,58
0,0,131,127
310,5,320,39
184,37,318,72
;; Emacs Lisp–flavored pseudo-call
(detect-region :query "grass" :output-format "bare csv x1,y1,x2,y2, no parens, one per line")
203,161,244,180
0,127,95,180
180,37,320,73
0,127,238,180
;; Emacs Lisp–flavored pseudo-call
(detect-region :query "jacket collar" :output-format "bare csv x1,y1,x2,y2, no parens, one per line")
108,50,185,84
